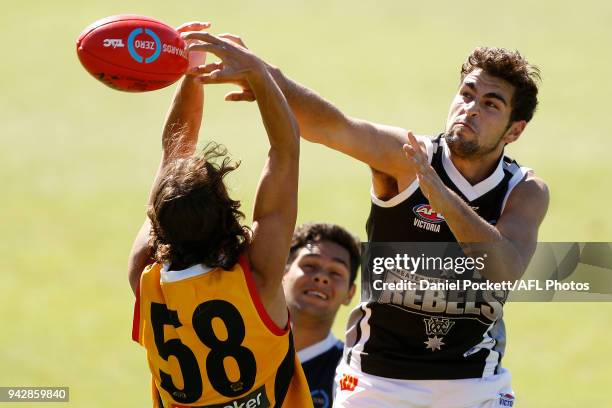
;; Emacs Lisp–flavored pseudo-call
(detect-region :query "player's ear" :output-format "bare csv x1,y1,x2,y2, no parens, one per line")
502,120,526,145
343,284,357,305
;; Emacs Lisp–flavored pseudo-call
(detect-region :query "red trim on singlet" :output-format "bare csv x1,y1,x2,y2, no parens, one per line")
239,255,289,336
132,285,141,342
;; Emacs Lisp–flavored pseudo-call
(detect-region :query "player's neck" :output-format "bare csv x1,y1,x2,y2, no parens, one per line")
449,149,503,185
290,311,334,352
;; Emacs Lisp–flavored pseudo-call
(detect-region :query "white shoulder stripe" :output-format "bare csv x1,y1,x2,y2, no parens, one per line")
370,183,419,208
500,166,532,214
160,263,215,283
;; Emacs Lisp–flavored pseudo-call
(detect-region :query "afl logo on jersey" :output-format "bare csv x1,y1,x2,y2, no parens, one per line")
498,393,515,406
413,204,445,224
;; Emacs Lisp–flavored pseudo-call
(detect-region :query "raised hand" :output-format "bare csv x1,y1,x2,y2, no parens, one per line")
182,32,256,101
174,21,211,75
403,131,449,212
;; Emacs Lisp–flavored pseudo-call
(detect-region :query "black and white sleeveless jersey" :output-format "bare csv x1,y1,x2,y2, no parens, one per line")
345,134,531,380
298,333,344,408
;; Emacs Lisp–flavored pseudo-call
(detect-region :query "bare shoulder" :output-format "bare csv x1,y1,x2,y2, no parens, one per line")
496,171,549,244
504,171,550,221
512,171,549,203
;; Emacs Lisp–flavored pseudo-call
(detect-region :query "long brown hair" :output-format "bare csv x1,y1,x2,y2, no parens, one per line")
147,142,250,270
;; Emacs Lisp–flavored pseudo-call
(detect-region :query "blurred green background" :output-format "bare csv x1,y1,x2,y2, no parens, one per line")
2,0,611,406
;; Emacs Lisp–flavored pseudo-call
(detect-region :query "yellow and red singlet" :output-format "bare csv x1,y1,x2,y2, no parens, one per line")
132,256,312,408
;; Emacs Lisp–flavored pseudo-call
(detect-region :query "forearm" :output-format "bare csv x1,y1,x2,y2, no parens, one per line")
267,65,348,146
267,65,410,176
433,189,525,282
249,68,299,156
161,75,204,161
129,79,202,293
247,69,300,288
128,219,153,295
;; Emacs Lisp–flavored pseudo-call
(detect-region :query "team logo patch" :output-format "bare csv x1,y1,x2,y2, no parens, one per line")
498,392,515,407
424,317,455,336
413,204,445,223
423,317,454,352
339,374,358,392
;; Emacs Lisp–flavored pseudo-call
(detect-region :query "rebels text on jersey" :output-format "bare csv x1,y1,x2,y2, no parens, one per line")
345,135,530,380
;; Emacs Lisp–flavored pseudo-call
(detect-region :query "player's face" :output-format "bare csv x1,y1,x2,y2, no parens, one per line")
283,240,355,320
445,69,525,159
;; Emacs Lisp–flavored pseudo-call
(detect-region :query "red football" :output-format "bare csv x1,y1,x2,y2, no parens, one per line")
76,15,188,92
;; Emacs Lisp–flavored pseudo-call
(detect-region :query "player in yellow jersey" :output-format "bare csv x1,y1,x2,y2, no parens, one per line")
128,26,312,408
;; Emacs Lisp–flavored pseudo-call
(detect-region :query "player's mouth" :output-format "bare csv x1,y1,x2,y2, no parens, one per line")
303,290,329,300
453,121,476,133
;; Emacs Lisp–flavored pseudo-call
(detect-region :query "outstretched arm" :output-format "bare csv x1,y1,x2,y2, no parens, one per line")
192,37,414,180
248,70,300,290
127,74,205,294
185,32,300,305
127,22,210,295
268,69,409,175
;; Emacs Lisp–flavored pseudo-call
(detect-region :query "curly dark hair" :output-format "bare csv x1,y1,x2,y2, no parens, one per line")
287,222,361,286
461,47,541,123
147,142,250,270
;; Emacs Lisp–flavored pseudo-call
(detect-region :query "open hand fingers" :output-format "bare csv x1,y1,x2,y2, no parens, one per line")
199,67,250,84
187,62,223,76
182,31,227,46
218,33,247,48
403,143,427,169
225,89,256,102
407,131,426,156
187,41,229,59
175,21,211,33
404,131,429,164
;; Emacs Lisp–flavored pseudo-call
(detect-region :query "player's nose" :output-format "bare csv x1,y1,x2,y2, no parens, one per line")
313,272,329,285
464,100,479,116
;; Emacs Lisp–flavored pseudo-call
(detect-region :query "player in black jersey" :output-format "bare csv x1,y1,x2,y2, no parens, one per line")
199,45,549,407
283,223,360,408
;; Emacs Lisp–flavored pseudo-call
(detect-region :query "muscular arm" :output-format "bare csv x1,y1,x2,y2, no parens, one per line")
158,74,204,166
265,66,412,178
127,75,204,295
404,133,549,281
198,38,415,183
185,31,301,326
435,174,549,282
246,68,300,294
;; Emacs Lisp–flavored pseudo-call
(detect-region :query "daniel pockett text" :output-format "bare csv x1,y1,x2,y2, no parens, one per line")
370,253,591,293
372,278,590,292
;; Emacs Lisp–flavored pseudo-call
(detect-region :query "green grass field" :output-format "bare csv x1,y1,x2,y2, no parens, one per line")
2,0,611,406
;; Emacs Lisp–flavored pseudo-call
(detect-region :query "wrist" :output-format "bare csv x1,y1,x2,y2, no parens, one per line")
246,62,274,90
265,63,283,82
180,74,203,90
430,185,455,215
